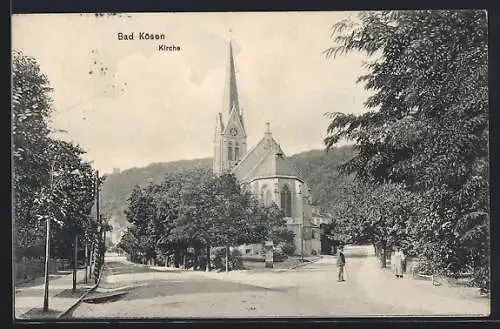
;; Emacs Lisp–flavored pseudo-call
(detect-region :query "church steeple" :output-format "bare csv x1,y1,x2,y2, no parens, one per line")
213,38,247,176
222,41,240,116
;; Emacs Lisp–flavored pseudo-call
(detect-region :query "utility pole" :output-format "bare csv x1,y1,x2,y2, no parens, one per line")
84,238,88,284
88,241,93,282
301,221,304,262
88,171,99,282
73,235,78,292
95,170,100,281
43,161,55,312
224,199,229,273
103,216,107,258
225,244,229,273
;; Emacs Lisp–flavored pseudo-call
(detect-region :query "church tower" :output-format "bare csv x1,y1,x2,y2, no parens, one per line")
213,40,247,175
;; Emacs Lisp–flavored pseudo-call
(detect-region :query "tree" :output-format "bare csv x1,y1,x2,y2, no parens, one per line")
324,10,489,288
173,169,219,269
120,169,214,267
244,202,293,251
13,51,99,267
43,140,96,260
334,181,423,267
12,50,54,254
119,170,292,271
123,184,158,263
117,226,141,262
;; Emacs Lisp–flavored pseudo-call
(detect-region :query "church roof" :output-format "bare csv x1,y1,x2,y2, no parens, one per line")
232,124,303,183
221,41,240,116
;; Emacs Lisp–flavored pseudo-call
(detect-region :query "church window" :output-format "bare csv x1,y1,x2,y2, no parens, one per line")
280,184,292,217
265,190,273,207
260,185,267,201
235,142,240,161
228,142,233,161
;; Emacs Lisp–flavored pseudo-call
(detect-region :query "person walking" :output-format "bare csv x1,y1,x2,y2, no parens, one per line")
337,247,346,282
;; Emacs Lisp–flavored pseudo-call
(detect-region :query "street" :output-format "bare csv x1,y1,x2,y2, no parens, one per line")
65,246,489,318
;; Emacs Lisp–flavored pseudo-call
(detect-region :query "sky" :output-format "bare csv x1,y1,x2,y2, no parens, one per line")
12,12,372,174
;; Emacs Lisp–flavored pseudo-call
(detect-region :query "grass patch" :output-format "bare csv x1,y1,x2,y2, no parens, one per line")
54,287,90,298
82,291,128,304
15,274,65,289
18,308,61,319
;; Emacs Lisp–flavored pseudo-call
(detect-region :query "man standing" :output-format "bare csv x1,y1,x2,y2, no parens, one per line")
337,247,346,282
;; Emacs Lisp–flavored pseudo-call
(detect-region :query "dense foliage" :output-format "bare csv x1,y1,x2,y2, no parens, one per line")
13,50,54,252
13,51,102,265
101,147,356,242
332,181,425,267
117,169,294,271
324,10,489,289
288,147,356,212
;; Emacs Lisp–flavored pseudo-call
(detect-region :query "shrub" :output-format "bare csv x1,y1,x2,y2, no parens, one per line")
279,242,296,256
240,256,265,262
231,249,244,270
273,252,286,262
213,248,244,271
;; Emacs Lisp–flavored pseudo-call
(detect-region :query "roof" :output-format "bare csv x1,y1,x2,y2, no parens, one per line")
221,41,240,116
232,130,302,183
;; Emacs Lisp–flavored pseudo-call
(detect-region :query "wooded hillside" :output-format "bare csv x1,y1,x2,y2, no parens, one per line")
100,146,355,242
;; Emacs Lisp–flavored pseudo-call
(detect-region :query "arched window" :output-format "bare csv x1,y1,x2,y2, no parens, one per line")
280,184,292,217
235,142,240,161
260,185,267,203
228,142,233,161
265,190,273,207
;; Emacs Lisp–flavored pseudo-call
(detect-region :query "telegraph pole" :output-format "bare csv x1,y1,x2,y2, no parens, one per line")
94,170,100,282
84,238,88,284
43,161,55,312
301,223,304,262
103,216,107,257
72,235,78,292
96,171,100,233
88,240,93,282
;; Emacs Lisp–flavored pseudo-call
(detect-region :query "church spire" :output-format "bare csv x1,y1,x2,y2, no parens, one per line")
222,40,240,116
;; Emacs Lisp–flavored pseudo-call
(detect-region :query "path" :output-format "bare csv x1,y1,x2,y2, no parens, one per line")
67,245,489,318
15,267,94,319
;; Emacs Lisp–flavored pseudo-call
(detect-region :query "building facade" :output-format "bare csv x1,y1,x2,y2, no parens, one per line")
213,41,319,256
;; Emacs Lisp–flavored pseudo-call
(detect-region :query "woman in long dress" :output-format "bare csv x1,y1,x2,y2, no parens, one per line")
393,248,404,278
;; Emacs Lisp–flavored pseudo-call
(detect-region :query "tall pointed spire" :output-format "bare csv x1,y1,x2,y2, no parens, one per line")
222,40,240,116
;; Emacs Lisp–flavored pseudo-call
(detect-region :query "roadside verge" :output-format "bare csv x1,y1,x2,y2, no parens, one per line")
288,256,322,269
57,265,105,319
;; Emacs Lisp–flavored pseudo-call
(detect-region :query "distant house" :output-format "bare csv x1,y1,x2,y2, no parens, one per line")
212,40,319,256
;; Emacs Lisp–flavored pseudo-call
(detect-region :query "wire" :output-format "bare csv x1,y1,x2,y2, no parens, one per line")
54,88,110,114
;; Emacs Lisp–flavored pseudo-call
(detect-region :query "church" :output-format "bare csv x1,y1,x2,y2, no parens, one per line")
213,41,319,257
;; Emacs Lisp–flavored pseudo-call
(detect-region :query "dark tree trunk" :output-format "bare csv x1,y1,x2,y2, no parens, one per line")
379,241,387,268
183,248,187,269
193,247,199,270
174,249,180,268
206,244,211,272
